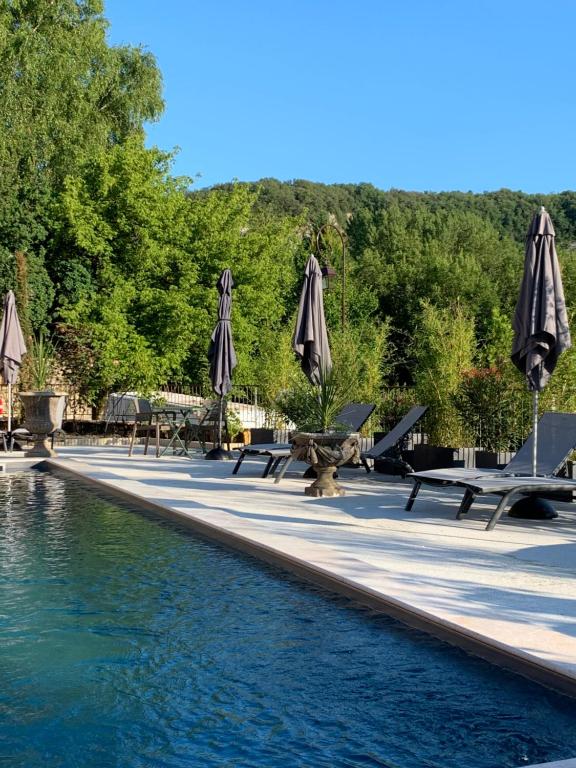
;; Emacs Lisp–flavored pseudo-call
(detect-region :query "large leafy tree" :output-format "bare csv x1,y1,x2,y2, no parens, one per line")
349,204,522,379
0,0,163,328
54,140,197,403
54,154,304,407
183,184,302,387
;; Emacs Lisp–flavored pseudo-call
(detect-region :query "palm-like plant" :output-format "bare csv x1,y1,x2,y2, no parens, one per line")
26,332,56,391
295,367,351,433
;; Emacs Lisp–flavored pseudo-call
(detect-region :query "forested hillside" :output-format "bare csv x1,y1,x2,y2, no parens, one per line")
211,179,576,246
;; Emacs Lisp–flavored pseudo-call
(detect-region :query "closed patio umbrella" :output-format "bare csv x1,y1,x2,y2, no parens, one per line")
293,255,332,385
206,269,237,460
0,291,27,440
511,207,571,476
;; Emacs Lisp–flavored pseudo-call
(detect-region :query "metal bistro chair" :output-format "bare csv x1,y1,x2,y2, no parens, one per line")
104,392,140,435
186,399,230,454
127,399,172,457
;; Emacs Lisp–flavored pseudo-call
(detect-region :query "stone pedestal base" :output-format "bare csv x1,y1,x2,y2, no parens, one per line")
25,437,57,458
304,465,345,497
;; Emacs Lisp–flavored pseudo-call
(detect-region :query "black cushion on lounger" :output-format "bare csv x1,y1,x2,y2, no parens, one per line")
335,403,376,432
360,405,428,471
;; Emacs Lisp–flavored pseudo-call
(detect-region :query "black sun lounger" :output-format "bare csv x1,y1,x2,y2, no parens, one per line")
454,475,576,531
405,411,576,514
273,404,428,483
232,402,376,478
358,405,428,473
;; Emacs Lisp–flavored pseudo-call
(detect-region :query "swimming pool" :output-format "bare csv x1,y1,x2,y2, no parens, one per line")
1,469,575,767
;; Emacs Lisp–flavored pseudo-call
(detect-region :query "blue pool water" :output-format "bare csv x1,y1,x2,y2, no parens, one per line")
1,470,576,768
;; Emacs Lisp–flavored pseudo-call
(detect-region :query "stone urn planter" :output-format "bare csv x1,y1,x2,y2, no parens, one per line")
290,432,361,497
19,391,66,457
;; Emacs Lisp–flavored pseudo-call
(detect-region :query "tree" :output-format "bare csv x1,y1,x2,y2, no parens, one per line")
0,0,164,330
54,159,305,408
184,184,303,387
413,302,475,446
54,140,196,405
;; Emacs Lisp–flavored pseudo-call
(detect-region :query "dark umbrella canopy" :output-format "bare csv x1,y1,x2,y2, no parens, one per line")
292,255,332,385
511,207,571,481
511,207,571,390
0,291,26,386
208,269,237,397
0,290,27,437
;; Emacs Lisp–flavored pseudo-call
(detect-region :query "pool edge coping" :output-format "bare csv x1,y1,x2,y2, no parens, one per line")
44,456,576,702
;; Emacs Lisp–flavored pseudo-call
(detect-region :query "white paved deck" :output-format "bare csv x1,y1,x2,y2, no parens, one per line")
27,445,576,701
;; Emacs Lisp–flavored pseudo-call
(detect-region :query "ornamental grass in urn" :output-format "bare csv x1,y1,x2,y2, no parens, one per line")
19,333,66,457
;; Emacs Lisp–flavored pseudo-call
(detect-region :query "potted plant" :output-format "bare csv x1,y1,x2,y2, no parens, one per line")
224,410,248,443
19,333,67,457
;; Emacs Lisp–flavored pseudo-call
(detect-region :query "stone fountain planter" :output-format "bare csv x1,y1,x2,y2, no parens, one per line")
19,391,66,457
290,432,361,497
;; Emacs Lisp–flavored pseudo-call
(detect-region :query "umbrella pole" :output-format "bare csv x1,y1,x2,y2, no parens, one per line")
205,394,232,460
218,395,223,447
7,382,11,441
509,385,556,519
532,390,538,475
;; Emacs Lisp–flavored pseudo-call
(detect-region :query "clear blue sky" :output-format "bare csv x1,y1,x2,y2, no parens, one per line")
104,0,576,194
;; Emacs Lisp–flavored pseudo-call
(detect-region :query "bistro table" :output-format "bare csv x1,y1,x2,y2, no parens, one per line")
156,404,204,457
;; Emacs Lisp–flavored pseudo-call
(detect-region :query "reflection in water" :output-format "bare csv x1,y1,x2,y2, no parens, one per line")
0,470,575,768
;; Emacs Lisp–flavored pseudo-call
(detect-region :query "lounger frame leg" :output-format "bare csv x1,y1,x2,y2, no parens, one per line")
405,480,422,511
155,422,161,457
270,456,284,475
262,456,276,478
456,488,476,519
274,456,294,484
486,490,516,531
232,452,246,475
361,457,372,473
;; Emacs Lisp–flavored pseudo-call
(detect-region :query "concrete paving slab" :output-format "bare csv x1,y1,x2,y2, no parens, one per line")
31,445,576,699
525,761,576,768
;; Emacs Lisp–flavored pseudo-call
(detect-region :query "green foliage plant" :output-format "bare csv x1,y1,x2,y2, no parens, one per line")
540,341,576,415
0,0,165,336
277,367,351,434
328,320,392,433
311,368,351,433
453,364,528,452
225,409,244,439
184,184,302,386
413,301,475,447
25,332,56,391
379,385,419,433
274,319,390,434
55,140,196,402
